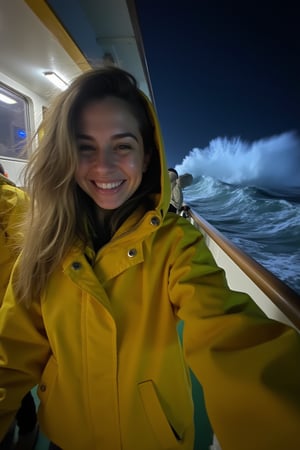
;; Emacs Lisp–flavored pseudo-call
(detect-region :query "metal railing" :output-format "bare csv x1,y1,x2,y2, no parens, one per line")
189,209,300,329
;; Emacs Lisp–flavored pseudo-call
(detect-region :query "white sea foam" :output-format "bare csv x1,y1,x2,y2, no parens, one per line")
179,147,300,294
176,130,300,190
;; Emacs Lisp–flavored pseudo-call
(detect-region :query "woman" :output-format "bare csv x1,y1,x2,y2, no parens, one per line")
168,167,183,213
0,67,299,450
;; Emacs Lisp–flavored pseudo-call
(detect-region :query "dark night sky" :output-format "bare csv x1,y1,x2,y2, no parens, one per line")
135,1,300,167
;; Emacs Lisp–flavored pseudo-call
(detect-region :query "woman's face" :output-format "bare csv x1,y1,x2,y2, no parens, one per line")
75,97,149,210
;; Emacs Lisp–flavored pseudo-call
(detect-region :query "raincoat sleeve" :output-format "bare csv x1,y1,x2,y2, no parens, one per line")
0,268,51,439
168,219,300,450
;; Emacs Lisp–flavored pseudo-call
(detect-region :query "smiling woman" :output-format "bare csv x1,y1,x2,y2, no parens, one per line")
1,65,300,450
1,2,300,449
75,97,149,213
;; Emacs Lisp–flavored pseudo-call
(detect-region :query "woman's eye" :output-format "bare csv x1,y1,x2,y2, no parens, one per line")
78,144,95,153
116,143,132,151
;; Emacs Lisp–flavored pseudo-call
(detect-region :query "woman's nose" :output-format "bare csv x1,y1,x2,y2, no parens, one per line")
94,148,115,169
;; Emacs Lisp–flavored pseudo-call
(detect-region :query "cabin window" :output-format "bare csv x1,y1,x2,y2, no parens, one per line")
0,83,30,160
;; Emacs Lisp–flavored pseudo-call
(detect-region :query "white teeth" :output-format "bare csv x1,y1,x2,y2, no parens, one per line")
94,181,123,190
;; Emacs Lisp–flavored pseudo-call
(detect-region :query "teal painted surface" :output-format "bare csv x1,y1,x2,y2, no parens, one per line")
190,370,213,450
177,321,213,450
32,387,50,450
35,432,50,450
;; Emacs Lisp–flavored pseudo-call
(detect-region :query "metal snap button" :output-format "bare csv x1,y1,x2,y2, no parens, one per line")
150,216,160,226
128,248,137,257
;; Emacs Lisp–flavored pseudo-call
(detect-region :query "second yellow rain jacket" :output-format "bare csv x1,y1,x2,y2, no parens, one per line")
0,174,27,304
0,97,300,450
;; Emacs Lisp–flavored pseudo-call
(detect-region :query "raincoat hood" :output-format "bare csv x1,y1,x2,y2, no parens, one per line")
139,91,171,217
0,173,16,188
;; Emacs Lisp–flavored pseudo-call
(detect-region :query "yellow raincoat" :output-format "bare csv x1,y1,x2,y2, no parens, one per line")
0,174,27,304
0,97,300,450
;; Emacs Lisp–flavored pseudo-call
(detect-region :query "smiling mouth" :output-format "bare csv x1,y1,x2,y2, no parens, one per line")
94,180,124,190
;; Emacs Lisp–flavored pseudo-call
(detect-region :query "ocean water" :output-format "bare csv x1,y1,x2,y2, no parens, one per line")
176,131,300,295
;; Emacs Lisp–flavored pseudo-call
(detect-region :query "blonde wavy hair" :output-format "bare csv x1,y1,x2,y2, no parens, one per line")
16,67,161,305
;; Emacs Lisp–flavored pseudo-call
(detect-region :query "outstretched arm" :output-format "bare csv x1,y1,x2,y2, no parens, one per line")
168,220,300,450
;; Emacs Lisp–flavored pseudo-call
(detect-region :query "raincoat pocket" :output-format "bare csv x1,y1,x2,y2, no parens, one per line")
138,380,183,449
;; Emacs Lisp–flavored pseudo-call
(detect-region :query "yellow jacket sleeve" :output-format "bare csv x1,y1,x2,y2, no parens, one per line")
169,220,300,450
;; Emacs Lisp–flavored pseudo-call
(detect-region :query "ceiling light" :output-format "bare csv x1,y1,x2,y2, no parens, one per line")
0,93,17,104
43,71,68,90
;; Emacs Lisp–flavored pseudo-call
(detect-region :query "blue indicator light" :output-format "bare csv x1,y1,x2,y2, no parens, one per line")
17,129,26,139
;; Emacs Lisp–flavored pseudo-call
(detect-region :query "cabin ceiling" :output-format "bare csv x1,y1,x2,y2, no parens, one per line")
0,0,149,102
47,0,150,96
0,0,82,101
